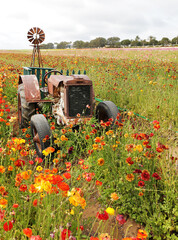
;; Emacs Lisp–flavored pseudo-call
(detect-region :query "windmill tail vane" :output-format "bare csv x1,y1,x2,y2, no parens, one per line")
27,27,45,67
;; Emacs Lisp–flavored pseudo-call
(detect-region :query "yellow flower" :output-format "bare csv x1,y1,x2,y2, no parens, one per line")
124,133,129,138
106,207,115,215
70,209,75,215
99,233,111,240
36,166,43,172
93,144,98,150
135,144,143,152
128,111,134,116
112,144,118,151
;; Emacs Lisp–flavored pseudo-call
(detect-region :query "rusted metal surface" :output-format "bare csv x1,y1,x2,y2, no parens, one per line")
19,75,41,102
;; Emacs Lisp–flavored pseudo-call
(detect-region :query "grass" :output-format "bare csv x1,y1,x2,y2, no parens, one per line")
0,48,177,239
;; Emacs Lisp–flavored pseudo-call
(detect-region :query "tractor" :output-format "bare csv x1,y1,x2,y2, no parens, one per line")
18,28,119,158
18,67,119,158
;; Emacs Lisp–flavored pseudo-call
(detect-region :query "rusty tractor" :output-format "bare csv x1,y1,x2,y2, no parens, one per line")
18,67,119,158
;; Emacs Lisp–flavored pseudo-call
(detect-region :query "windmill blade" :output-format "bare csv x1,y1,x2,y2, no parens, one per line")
27,27,45,45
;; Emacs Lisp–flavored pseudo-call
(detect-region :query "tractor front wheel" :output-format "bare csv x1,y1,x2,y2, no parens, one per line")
31,114,52,159
18,84,36,128
96,101,119,124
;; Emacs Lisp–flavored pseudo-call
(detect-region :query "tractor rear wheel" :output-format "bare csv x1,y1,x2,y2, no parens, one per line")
96,101,119,124
31,114,52,159
18,84,36,128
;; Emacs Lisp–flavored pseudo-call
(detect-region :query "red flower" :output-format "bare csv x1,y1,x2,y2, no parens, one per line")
61,229,71,240
63,172,71,179
133,169,142,174
96,180,102,186
126,157,134,165
14,159,25,167
23,228,32,237
96,210,109,221
13,203,19,208
58,182,70,191
90,237,99,240
3,221,13,231
33,199,38,206
141,170,150,181
116,214,126,225
35,157,43,163
19,184,27,192
152,172,161,180
138,181,145,187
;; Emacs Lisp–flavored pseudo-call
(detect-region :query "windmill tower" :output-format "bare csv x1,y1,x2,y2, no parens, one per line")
27,27,45,67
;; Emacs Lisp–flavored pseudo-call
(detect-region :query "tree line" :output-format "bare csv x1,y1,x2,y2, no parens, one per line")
40,36,178,49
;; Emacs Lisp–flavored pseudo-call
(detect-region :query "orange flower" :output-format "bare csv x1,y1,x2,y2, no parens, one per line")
126,174,134,182
0,166,5,174
0,198,8,208
95,137,101,143
98,158,105,166
85,135,90,140
137,229,148,239
0,186,5,195
93,144,99,150
111,192,119,200
8,166,13,171
23,228,32,238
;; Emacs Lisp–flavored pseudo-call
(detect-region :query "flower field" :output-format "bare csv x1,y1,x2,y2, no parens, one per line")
0,48,177,240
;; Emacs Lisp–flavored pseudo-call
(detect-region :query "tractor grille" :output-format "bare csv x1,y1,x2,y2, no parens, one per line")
68,85,91,117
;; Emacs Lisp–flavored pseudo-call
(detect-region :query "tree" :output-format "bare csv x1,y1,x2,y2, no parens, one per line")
148,36,158,46
73,40,86,49
172,36,178,45
131,36,141,47
57,41,71,49
107,37,120,48
120,39,131,47
89,37,107,48
160,37,170,46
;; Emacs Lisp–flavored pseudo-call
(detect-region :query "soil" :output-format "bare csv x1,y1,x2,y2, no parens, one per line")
82,192,142,239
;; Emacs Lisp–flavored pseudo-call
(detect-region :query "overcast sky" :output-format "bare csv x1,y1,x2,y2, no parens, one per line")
0,0,177,49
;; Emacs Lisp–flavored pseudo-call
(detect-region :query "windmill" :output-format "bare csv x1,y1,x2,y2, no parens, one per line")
27,27,45,67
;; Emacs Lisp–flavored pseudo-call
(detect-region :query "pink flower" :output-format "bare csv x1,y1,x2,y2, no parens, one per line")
116,214,126,225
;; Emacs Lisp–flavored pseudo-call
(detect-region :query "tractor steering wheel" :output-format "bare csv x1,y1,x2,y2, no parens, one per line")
43,70,63,85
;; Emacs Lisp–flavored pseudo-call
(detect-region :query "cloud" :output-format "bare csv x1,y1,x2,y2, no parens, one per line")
0,0,177,49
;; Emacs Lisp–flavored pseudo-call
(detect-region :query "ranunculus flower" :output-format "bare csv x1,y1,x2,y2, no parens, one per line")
152,172,161,180
61,229,71,240
138,181,145,187
23,228,32,237
3,221,13,231
96,210,109,221
106,207,115,215
116,214,126,225
141,170,150,181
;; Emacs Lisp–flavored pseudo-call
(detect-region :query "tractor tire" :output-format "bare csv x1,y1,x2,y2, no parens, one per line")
18,84,36,128
96,101,119,124
31,114,52,159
